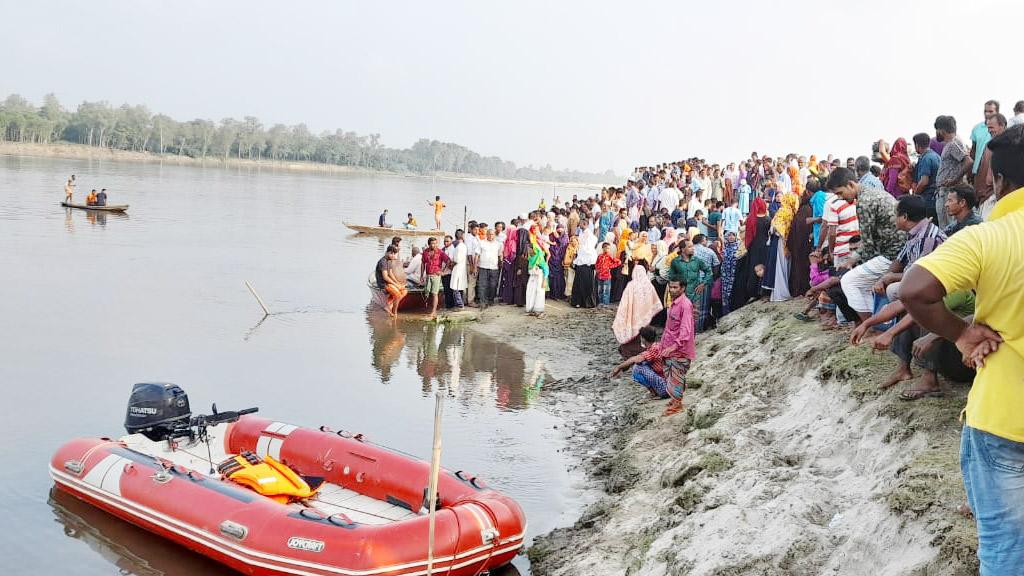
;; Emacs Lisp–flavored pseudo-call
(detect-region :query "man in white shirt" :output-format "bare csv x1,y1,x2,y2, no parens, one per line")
659,184,680,214
463,222,481,305
798,156,811,185
687,189,705,220
475,228,502,308
1010,100,1024,127
404,245,424,286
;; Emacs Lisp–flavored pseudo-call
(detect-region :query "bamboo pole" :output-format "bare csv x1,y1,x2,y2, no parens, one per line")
425,392,444,575
462,205,467,232
244,281,271,317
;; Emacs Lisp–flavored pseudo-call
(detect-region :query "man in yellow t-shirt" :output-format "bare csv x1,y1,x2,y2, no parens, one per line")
428,195,445,230
901,124,1024,573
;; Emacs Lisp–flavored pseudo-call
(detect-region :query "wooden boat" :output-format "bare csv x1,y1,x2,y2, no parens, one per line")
344,222,443,237
62,202,129,213
368,276,437,312
50,386,526,576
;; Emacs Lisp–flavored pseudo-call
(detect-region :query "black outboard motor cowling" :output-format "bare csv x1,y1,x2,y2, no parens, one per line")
125,383,191,440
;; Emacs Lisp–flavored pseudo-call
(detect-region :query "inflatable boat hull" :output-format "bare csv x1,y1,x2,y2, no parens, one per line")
50,416,525,576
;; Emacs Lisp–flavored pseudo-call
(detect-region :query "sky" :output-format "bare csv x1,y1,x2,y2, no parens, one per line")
2,0,1022,174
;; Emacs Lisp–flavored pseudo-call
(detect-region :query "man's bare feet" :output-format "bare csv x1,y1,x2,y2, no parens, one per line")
879,365,914,389
899,370,943,400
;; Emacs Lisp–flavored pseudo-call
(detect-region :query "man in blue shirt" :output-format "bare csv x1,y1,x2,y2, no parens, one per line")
912,132,941,221
808,179,827,247
855,156,884,190
671,201,685,228
722,199,742,236
970,100,998,175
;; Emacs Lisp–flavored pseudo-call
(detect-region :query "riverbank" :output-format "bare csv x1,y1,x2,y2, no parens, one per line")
473,300,978,575
0,141,608,189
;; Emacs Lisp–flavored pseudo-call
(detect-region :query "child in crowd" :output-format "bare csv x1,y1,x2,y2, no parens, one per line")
595,242,621,305
795,251,836,322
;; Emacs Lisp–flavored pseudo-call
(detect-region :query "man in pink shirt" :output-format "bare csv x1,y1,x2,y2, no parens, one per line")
658,280,696,415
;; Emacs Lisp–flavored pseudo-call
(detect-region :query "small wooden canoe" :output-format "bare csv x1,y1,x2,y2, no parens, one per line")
344,222,443,237
62,202,129,213
367,277,437,312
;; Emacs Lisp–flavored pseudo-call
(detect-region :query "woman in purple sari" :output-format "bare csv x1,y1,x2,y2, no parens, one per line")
499,225,519,304
546,225,569,299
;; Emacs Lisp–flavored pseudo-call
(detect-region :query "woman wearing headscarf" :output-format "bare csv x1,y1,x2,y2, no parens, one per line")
571,225,598,308
743,197,771,300
650,240,670,301
514,222,532,307
611,221,632,303
764,190,799,301
630,231,653,270
612,263,664,357
881,137,911,198
499,224,519,304
524,224,548,316
720,231,740,316
782,188,815,295
547,225,568,300
563,233,579,299
788,164,803,197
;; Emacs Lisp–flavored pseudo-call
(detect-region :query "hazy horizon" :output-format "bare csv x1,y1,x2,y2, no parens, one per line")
2,0,1021,174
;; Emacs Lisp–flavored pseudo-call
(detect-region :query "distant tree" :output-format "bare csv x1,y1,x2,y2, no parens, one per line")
1,93,618,183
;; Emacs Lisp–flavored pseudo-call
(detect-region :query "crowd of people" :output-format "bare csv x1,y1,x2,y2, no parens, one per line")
370,100,1024,571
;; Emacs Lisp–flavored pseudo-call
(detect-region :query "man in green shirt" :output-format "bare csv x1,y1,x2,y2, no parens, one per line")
668,240,712,308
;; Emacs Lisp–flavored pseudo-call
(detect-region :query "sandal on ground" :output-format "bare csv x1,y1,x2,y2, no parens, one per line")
899,388,944,401
662,399,683,416
957,503,973,519
793,312,815,322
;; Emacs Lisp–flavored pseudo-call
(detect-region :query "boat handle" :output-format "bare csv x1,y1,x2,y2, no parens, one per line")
220,521,248,541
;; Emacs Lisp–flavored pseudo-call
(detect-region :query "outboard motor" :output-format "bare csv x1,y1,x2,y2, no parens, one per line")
124,383,191,441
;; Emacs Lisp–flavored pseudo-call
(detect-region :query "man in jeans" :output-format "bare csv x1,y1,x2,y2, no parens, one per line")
475,228,501,308
595,243,620,305
903,125,1024,573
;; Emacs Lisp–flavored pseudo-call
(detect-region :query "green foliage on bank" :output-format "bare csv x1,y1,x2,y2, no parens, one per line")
0,93,617,184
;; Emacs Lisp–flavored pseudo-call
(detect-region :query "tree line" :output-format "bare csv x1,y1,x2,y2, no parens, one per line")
0,93,616,183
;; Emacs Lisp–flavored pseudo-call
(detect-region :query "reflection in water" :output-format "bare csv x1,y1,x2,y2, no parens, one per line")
51,476,523,576
63,207,130,231
366,308,545,411
48,487,235,576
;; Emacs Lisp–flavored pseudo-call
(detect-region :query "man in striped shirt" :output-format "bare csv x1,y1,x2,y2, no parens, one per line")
823,179,860,267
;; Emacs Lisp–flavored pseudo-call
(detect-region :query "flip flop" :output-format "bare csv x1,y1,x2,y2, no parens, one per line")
793,312,815,322
662,400,684,416
899,389,944,401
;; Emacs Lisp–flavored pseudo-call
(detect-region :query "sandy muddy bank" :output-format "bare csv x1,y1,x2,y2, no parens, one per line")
472,300,978,576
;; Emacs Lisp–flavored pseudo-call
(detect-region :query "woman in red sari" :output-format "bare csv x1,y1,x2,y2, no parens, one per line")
881,137,911,197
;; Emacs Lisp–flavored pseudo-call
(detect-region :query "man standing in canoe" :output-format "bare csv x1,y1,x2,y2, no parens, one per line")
64,175,76,204
428,195,446,230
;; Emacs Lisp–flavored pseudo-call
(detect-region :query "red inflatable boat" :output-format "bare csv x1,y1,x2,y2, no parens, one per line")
50,384,526,576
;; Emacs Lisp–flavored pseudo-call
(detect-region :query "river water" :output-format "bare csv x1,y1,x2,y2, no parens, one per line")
0,155,589,575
